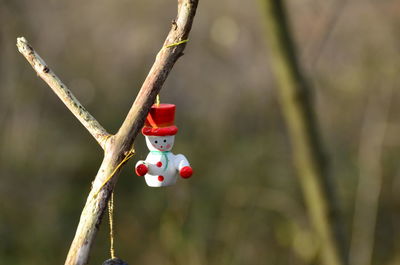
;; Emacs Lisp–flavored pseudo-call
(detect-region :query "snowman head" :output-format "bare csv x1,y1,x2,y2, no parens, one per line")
145,135,175,152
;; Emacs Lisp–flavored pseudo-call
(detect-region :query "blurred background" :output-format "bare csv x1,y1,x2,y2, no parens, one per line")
1,0,400,264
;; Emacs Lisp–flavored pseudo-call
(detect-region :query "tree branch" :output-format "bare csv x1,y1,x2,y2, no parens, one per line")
258,1,347,265
16,37,110,149
16,1,198,264
115,0,198,150
62,1,197,265
350,85,392,265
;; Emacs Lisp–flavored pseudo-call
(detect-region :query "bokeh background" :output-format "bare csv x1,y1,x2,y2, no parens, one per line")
1,0,400,264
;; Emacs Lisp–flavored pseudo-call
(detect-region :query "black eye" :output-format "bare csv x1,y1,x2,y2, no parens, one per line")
163,139,167,143
155,140,158,144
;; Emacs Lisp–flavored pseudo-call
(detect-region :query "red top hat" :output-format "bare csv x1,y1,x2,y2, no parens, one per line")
142,104,178,136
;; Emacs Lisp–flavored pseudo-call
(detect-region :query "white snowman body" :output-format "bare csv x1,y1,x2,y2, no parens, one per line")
136,135,191,187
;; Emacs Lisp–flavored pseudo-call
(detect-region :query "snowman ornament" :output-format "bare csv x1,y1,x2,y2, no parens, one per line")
135,104,193,187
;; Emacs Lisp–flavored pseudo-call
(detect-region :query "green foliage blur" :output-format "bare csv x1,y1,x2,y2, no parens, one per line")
1,0,400,264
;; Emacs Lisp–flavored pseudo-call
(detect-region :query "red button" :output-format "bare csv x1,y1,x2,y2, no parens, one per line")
158,175,164,182
156,161,162,167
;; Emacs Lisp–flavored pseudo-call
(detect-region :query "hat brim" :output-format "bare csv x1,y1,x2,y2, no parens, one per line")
142,125,178,136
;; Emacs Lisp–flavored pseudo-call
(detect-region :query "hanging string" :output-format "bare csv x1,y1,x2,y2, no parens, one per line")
156,94,160,106
108,192,116,259
92,148,135,261
164,39,189,48
93,149,135,198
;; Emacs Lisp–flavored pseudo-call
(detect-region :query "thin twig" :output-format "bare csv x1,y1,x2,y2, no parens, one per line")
350,85,393,265
16,37,110,149
304,0,348,70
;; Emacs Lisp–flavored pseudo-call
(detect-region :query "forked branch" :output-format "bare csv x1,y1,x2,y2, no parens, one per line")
16,0,199,265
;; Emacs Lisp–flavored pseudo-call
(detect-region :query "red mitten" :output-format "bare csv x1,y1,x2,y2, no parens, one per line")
135,164,148,176
179,166,193,179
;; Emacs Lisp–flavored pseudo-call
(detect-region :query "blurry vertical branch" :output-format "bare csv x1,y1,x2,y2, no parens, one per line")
16,0,199,265
350,86,392,265
258,1,347,265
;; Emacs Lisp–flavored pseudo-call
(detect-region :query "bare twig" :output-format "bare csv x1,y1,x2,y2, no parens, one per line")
304,0,348,70
16,37,110,149
350,85,392,265
16,1,198,265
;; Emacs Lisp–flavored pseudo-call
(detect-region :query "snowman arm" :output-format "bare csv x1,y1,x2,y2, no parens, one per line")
135,160,157,175
174,154,193,178
173,154,190,170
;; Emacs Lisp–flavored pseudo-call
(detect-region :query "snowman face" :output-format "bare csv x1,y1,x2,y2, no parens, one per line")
145,135,175,151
